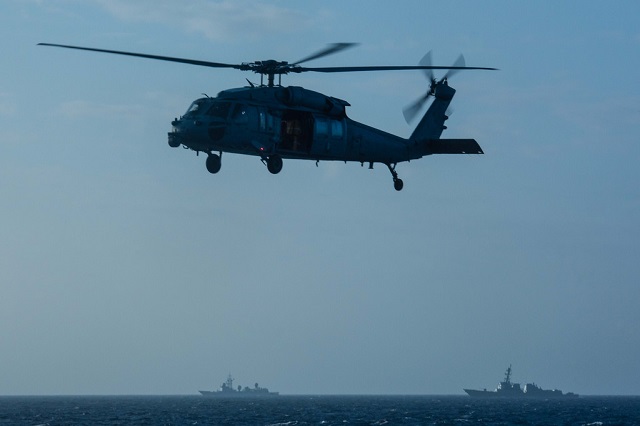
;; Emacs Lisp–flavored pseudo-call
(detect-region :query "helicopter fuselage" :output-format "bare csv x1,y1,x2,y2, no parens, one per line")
170,85,414,164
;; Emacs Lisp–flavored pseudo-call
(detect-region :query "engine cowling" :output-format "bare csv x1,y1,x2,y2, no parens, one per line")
279,86,347,117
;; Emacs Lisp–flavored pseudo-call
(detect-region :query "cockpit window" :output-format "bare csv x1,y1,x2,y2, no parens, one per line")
207,102,231,119
231,104,249,124
184,100,205,117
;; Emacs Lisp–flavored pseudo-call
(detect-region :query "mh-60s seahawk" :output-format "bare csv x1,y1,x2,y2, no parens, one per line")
38,43,496,191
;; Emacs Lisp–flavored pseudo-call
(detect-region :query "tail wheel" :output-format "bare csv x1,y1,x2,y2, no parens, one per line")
394,178,404,191
267,154,283,174
386,163,404,191
206,153,221,174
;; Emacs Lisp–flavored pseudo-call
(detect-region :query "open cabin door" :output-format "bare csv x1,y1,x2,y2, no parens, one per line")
279,110,314,154
276,110,347,159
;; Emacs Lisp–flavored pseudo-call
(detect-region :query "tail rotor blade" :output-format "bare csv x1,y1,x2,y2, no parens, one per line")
419,50,435,83
443,54,465,81
402,51,435,124
403,92,431,124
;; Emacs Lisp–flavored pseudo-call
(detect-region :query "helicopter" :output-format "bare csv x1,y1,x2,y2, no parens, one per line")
38,43,496,190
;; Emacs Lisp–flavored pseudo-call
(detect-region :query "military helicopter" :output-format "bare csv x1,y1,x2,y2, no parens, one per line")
38,42,496,190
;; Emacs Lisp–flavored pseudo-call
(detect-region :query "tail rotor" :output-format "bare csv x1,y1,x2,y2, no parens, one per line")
403,52,465,124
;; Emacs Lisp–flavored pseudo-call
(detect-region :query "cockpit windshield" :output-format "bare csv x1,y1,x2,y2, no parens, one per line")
184,100,206,117
184,100,231,120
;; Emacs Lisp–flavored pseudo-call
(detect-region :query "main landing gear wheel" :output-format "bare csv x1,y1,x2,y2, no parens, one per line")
386,163,404,191
267,154,283,174
206,153,221,174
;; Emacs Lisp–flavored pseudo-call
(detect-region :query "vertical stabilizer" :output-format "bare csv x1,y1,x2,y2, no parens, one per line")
410,82,455,142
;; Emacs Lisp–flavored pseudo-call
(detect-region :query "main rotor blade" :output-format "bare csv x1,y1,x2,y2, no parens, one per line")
293,43,359,65
39,42,498,78
38,43,241,70
297,64,497,73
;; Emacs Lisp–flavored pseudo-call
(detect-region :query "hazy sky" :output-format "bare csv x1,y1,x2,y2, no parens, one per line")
1,0,639,396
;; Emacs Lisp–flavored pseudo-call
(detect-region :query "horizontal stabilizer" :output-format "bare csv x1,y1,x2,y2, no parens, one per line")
425,138,483,154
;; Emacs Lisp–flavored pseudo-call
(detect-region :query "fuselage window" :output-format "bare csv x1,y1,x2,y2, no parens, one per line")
315,117,329,136
256,111,276,132
266,113,275,131
331,119,344,138
259,112,266,130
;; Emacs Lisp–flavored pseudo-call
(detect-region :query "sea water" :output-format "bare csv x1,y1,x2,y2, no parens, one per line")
1,395,638,425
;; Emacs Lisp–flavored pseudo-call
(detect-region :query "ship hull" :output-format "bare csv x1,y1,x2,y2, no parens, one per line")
464,389,578,398
199,390,279,397
464,389,501,398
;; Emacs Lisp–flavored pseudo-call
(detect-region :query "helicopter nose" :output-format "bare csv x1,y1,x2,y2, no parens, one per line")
168,129,181,148
168,117,186,147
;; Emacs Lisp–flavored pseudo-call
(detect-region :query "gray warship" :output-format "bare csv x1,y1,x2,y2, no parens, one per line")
199,374,279,397
464,365,578,398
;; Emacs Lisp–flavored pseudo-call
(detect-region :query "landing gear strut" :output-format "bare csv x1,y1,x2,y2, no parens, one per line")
206,152,221,174
386,163,404,191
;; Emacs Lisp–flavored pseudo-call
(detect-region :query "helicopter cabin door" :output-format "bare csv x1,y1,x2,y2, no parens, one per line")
310,116,346,159
279,110,314,154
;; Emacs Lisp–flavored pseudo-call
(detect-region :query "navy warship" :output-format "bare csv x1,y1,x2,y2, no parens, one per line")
199,374,279,397
464,365,578,398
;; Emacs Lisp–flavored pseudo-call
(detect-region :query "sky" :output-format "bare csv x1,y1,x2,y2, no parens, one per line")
1,0,639,396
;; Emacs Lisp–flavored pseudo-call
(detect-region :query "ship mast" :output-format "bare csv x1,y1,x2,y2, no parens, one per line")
224,374,234,390
504,365,512,385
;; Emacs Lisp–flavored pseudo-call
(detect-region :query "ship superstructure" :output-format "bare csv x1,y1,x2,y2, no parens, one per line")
199,374,279,397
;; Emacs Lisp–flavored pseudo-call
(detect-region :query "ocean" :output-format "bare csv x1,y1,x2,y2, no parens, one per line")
1,395,639,425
